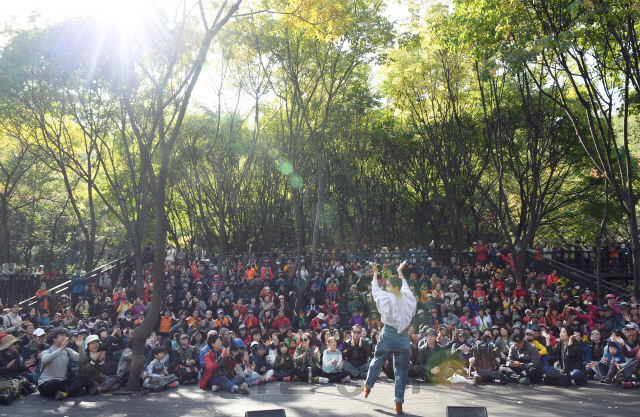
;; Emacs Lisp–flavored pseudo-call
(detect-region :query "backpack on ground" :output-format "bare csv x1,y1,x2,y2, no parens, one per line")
543,369,571,386
0,378,20,399
612,359,639,385
473,342,495,377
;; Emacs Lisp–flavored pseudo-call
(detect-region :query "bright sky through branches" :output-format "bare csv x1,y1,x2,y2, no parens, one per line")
0,0,410,111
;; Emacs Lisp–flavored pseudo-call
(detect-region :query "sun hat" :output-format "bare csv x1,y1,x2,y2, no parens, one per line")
0,335,18,351
85,335,100,345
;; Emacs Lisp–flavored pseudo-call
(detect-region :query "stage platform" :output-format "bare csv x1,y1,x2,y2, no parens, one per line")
12,378,639,417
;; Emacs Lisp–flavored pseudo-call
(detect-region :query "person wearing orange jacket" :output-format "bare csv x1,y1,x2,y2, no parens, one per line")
35,282,52,312
187,310,203,332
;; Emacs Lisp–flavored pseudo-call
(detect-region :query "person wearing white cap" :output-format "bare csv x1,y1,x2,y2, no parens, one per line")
77,334,120,394
363,261,417,415
20,328,49,380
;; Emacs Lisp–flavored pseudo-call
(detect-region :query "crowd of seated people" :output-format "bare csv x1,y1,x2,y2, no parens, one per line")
0,240,639,405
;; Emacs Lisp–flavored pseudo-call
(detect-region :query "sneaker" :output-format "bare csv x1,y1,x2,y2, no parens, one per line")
77,387,86,396
341,375,351,383
169,381,179,389
253,379,263,385
473,375,482,386
240,383,250,394
317,377,329,384
269,377,277,382
109,383,120,392
593,374,601,381
622,382,633,389
518,377,531,385
500,374,508,386
54,391,68,401
283,376,291,382
89,387,101,395
360,373,368,379
211,385,222,392
600,377,610,384
293,376,301,382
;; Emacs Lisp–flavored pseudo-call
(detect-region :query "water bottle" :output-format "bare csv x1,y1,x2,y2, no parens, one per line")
308,366,312,384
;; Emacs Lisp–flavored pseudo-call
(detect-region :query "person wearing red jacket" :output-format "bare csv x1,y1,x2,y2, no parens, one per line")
512,282,527,300
326,279,341,303
493,274,506,292
272,309,292,332
199,334,249,393
473,283,486,300
475,240,489,264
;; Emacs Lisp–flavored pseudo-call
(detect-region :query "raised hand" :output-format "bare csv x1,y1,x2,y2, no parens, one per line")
60,337,69,350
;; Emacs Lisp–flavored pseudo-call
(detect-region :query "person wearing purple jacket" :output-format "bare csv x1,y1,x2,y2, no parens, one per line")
349,308,365,327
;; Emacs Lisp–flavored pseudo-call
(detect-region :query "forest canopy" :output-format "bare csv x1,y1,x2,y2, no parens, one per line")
0,0,636,274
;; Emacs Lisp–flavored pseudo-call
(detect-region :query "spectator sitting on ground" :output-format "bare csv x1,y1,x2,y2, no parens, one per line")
416,328,451,383
341,324,372,379
38,327,92,400
499,332,543,385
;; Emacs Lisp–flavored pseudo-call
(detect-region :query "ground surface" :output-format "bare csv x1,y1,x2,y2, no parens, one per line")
8,378,639,417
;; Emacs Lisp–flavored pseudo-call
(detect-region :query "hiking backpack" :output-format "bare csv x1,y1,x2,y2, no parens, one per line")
612,359,639,385
473,342,495,377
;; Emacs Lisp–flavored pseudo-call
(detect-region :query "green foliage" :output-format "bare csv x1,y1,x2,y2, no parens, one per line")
0,0,637,269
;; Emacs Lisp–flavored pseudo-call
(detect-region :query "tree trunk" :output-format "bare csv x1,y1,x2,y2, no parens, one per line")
0,195,9,263
217,165,225,280
628,211,640,300
595,181,608,305
127,141,172,391
290,186,306,312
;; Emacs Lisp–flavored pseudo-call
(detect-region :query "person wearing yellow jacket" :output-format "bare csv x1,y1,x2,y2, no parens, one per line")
525,329,548,364
116,298,133,320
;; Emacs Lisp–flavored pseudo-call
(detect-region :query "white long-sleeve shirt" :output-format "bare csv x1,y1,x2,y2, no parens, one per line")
372,272,416,333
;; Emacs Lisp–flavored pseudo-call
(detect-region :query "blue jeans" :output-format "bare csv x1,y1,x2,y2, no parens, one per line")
365,326,410,403
273,370,292,380
569,369,588,385
207,375,245,392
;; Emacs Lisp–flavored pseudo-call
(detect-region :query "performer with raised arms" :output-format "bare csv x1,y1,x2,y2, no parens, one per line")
363,260,417,414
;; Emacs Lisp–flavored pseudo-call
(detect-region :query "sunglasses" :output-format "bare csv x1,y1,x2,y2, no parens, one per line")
353,331,362,334
180,337,188,340
301,338,308,342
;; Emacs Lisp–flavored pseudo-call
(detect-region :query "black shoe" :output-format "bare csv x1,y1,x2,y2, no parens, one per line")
473,375,482,387
0,394,12,405
500,374,508,386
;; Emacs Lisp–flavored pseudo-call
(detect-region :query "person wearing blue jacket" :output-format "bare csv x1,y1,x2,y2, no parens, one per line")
596,341,627,384
248,342,274,381
70,267,86,302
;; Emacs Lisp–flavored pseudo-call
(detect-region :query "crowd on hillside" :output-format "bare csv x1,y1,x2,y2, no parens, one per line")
0,241,639,405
